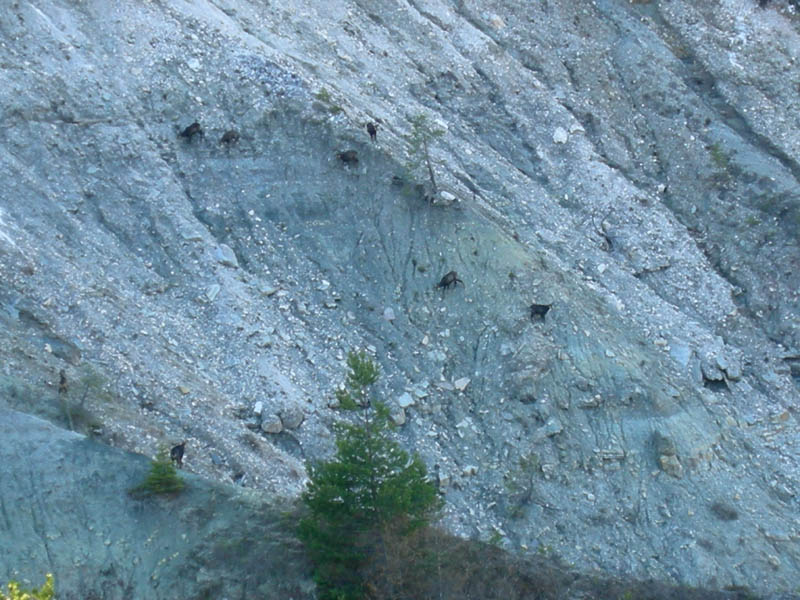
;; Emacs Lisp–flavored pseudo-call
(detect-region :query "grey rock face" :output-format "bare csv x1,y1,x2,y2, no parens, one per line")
0,409,313,600
0,0,799,596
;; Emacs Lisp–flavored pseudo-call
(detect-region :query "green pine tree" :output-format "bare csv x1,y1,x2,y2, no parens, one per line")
129,447,185,497
405,113,445,195
299,351,441,600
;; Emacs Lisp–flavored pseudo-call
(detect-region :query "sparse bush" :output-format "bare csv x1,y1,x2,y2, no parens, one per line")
708,142,730,172
60,365,111,435
130,448,185,497
404,113,445,195
0,574,54,600
314,88,343,114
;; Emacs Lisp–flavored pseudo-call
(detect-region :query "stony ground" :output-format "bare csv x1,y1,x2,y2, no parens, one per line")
1,0,799,595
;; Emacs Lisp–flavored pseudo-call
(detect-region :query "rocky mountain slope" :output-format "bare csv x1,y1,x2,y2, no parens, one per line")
1,0,799,595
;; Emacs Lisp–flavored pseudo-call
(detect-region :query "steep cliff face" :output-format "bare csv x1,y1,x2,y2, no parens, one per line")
1,0,799,595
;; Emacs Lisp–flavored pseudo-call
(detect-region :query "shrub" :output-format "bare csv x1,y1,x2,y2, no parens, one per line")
1,574,54,600
404,113,445,195
130,448,185,497
314,88,343,114
709,142,730,172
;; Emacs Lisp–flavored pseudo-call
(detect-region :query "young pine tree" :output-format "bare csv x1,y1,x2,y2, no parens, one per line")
405,113,444,195
129,447,185,497
299,351,441,600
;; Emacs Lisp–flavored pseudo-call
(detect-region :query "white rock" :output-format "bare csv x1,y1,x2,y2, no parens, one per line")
488,14,505,29
439,190,457,204
398,392,415,408
553,127,569,144
454,377,470,391
253,401,263,416
206,284,221,302
383,307,396,321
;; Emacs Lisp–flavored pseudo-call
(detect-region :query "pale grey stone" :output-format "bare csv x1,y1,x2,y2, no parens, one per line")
206,284,221,302
397,392,415,408
553,127,569,144
214,244,238,268
261,414,283,434
669,343,692,367
453,377,470,391
280,406,305,430
659,454,683,479
389,405,406,426
439,190,457,204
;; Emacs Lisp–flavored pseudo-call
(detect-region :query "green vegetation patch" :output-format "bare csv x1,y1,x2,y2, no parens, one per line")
298,350,441,600
130,448,185,497
1,574,54,600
